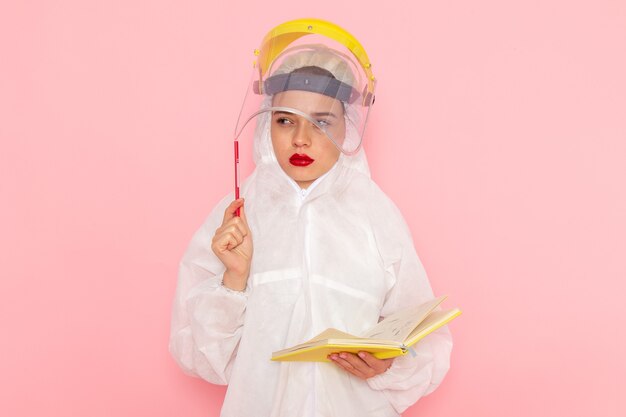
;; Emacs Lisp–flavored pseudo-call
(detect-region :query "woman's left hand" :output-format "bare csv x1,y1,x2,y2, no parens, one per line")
328,351,393,380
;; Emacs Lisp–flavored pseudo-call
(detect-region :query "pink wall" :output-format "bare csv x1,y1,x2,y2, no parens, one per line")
1,1,624,416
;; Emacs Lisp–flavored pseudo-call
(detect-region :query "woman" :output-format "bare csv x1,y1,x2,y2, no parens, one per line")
169,19,453,417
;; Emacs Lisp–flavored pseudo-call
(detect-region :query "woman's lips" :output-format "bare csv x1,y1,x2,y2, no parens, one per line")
289,153,314,167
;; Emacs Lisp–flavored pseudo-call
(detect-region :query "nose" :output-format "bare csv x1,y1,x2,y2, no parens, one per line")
292,120,312,148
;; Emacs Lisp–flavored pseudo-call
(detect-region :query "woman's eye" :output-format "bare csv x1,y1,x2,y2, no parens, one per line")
276,117,293,125
317,120,331,128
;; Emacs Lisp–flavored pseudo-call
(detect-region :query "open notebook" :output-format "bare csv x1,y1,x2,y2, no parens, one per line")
272,295,461,362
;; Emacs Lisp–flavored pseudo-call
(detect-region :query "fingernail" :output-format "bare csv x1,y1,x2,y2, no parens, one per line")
339,353,347,359
358,352,365,358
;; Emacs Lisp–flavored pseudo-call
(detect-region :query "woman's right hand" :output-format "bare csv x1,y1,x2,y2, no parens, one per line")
211,198,253,291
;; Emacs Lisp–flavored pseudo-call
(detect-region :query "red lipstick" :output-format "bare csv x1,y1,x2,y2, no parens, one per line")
289,153,314,167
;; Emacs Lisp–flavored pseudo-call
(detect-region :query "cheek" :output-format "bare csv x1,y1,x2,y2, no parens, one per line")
329,120,347,144
321,142,340,165
270,128,287,156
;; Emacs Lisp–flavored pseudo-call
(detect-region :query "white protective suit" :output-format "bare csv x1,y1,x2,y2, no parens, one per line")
169,99,453,416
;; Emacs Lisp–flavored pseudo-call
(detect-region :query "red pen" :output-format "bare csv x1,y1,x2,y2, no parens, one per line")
234,140,240,217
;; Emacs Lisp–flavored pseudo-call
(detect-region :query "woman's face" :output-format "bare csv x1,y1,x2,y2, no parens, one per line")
270,90,345,189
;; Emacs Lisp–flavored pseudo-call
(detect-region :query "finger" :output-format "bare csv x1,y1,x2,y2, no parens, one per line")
220,223,245,242
223,227,244,246
357,351,393,373
222,199,244,224
329,354,367,379
216,216,248,238
337,352,373,375
225,202,251,238
213,224,238,244
230,217,250,238
334,353,372,377
213,232,241,252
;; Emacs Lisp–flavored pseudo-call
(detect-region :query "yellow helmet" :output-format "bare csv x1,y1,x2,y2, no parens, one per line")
235,18,376,156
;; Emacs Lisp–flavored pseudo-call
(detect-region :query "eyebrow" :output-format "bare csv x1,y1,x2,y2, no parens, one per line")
273,111,338,119
312,112,338,119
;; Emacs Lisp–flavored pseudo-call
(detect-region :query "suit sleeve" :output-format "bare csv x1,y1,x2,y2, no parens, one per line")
365,190,453,413
168,197,249,385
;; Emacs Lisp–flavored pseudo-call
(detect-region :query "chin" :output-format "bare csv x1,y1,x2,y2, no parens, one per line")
293,175,314,183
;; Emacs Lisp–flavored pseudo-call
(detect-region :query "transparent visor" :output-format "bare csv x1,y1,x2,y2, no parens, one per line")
234,39,375,155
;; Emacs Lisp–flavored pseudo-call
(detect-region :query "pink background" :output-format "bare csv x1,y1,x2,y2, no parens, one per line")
1,1,624,416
